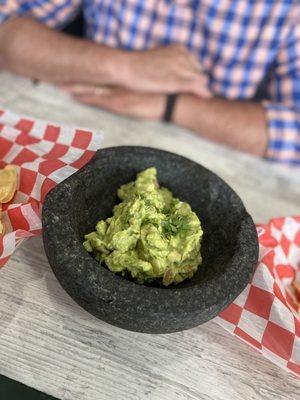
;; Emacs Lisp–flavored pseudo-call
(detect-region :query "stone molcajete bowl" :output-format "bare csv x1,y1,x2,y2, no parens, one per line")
42,146,258,334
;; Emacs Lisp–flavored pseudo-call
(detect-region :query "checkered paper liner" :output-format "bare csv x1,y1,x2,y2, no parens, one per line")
0,108,299,376
217,217,300,376
0,108,103,267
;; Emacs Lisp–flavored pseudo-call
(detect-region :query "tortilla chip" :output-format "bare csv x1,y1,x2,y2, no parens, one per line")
0,219,4,235
0,165,17,203
293,281,300,303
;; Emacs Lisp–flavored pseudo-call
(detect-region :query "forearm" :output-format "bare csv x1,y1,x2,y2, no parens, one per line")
0,17,126,84
174,95,268,156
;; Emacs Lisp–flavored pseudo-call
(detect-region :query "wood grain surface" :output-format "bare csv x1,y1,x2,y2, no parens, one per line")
0,72,299,400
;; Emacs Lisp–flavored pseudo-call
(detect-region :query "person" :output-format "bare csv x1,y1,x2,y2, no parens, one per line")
0,1,299,164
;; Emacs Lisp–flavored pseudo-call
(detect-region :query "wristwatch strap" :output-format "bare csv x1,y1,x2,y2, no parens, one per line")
163,94,178,123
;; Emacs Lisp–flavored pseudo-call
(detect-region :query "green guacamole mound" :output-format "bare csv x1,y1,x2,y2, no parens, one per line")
83,167,203,286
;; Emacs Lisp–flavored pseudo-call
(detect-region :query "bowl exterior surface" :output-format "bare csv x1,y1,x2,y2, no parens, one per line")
42,146,258,333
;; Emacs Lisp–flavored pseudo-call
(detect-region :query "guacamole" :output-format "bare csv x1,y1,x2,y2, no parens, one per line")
83,168,203,286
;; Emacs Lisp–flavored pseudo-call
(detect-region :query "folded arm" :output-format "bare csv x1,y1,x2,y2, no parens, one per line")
78,14,299,163
0,17,125,85
0,1,209,96
175,14,300,163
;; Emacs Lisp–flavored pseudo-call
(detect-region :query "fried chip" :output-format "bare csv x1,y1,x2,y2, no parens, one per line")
293,280,300,304
0,219,4,236
0,165,17,203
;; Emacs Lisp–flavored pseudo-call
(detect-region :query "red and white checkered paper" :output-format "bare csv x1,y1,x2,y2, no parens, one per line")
0,109,299,376
217,217,300,376
0,108,103,267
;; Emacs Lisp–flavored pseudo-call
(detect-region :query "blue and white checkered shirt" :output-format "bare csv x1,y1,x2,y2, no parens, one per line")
1,0,299,164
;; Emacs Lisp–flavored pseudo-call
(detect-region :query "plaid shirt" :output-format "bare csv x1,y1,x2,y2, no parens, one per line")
1,1,299,164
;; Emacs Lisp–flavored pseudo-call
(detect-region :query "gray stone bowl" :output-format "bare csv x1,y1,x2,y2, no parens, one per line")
42,146,258,334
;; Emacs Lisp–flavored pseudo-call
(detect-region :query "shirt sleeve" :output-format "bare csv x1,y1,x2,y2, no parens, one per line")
262,11,300,165
0,0,82,29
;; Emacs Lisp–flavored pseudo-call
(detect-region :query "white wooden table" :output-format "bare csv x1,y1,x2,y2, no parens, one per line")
0,71,299,400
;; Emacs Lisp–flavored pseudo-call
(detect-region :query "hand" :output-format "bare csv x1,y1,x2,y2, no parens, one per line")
64,85,166,120
121,45,211,98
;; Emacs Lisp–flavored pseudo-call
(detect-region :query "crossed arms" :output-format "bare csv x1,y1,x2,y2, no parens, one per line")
1,16,298,162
